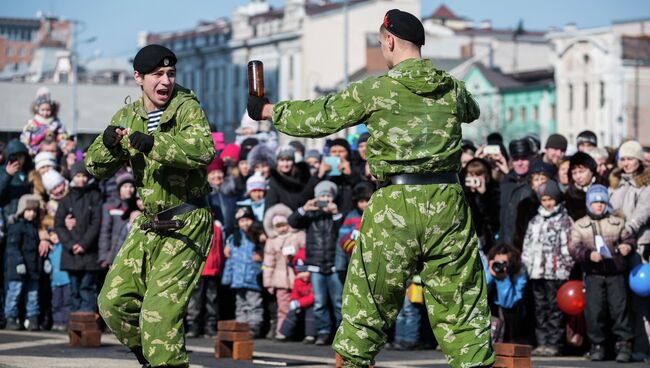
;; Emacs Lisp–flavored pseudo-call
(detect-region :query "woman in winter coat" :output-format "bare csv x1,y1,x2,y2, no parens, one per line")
565,152,606,221
608,140,650,360
461,158,500,255
98,172,135,268
265,146,318,211
54,162,102,312
262,203,306,337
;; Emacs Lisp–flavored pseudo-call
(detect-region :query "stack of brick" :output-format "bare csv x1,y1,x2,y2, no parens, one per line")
214,320,253,360
68,312,101,347
493,343,532,368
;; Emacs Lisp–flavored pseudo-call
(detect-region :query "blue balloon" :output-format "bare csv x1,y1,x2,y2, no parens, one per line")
629,264,650,297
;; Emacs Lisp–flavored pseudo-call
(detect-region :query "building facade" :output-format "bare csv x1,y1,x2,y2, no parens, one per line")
550,19,650,147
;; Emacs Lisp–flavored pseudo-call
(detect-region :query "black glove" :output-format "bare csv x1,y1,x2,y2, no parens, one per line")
247,95,269,121
129,131,154,155
102,126,121,149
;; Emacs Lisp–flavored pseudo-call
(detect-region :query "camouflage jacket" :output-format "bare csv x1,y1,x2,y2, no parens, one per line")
85,85,215,214
272,58,479,181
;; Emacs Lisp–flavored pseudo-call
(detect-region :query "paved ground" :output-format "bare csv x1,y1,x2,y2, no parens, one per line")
0,330,648,367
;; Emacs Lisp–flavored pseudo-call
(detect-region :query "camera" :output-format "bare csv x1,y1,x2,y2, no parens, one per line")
465,176,480,188
484,145,501,155
492,261,508,274
316,200,329,208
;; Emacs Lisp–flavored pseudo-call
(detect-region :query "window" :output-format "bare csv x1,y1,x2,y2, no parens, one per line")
551,104,556,121
532,105,539,121
600,81,605,107
19,47,25,57
568,84,573,111
507,107,514,122
6,47,12,56
584,82,589,109
519,106,526,122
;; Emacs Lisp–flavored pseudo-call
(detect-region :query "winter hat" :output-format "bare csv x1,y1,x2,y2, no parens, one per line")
352,181,374,202
247,143,275,169
235,205,255,221
536,180,563,202
207,156,225,173
71,161,89,178
220,143,240,163
314,180,337,199
236,112,260,134
292,247,308,273
239,137,259,161
304,149,322,162
509,138,534,159
246,172,267,194
545,134,568,151
15,194,40,218
34,94,51,107
41,170,66,192
569,152,597,176
329,138,350,155
272,214,288,227
34,151,57,170
276,145,296,161
586,184,612,215
524,133,541,153
357,133,370,145
487,132,504,145
528,160,557,178
588,147,609,161
618,140,644,162
116,172,134,189
577,130,597,147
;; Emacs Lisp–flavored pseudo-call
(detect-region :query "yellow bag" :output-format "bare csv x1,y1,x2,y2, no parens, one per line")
406,283,423,304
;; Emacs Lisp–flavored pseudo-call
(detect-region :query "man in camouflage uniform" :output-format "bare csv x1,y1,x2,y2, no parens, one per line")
85,45,215,368
247,9,494,368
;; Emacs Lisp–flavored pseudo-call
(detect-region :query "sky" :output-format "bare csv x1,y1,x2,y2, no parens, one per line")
1,0,649,59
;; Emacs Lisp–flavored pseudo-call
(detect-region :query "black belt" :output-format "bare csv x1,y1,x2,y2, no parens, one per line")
154,197,208,221
379,172,459,188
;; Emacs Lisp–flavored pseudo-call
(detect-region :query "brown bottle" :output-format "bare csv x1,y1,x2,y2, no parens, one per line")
247,60,265,97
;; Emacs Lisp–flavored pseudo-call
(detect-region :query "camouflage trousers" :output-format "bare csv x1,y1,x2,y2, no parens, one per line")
98,208,212,368
332,184,495,368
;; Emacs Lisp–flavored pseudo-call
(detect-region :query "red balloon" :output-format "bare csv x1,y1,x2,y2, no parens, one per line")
557,280,585,315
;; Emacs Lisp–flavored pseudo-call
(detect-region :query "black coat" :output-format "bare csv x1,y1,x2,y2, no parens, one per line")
265,162,315,211
288,208,343,274
4,218,41,281
0,140,32,224
464,183,500,253
54,186,102,271
499,171,532,247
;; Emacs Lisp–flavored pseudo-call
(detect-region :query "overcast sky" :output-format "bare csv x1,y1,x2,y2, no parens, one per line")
2,0,649,59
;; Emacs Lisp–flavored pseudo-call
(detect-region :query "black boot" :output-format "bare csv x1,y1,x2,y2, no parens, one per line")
132,347,150,367
615,341,632,363
588,344,605,361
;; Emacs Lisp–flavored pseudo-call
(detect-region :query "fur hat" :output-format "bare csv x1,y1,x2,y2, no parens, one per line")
41,170,66,192
509,138,534,159
246,172,267,194
618,140,644,162
536,180,563,202
276,145,296,161
15,194,40,218
314,180,337,199
34,151,57,170
247,144,275,170
569,152,597,176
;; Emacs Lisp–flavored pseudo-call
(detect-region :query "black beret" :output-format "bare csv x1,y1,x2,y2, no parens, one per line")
382,9,425,46
133,44,177,74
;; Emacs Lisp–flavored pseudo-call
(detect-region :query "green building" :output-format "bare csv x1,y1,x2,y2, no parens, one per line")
463,63,556,145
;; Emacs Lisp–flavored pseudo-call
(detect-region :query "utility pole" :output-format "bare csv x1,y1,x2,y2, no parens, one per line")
70,20,95,137
343,0,349,87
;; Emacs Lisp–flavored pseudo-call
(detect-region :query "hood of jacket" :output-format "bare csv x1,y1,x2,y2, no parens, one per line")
609,167,650,189
387,58,455,96
5,139,29,157
263,203,293,238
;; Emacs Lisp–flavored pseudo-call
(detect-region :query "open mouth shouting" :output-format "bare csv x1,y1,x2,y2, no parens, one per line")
156,87,171,102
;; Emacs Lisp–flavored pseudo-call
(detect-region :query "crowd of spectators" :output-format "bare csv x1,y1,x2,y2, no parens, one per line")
1,89,650,363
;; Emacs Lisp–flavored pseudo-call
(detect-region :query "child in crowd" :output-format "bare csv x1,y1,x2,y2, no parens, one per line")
484,243,528,344
288,180,344,345
237,172,267,222
4,194,43,330
263,204,306,340
54,161,102,312
569,184,635,362
48,227,70,331
522,180,574,356
21,95,67,156
335,182,372,283
278,247,316,343
221,206,264,337
186,212,224,338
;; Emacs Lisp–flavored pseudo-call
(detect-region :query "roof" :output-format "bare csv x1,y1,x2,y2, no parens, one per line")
0,17,41,28
473,63,522,90
429,5,463,20
147,20,230,43
250,0,372,23
622,35,650,65
455,27,547,41
83,57,132,73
